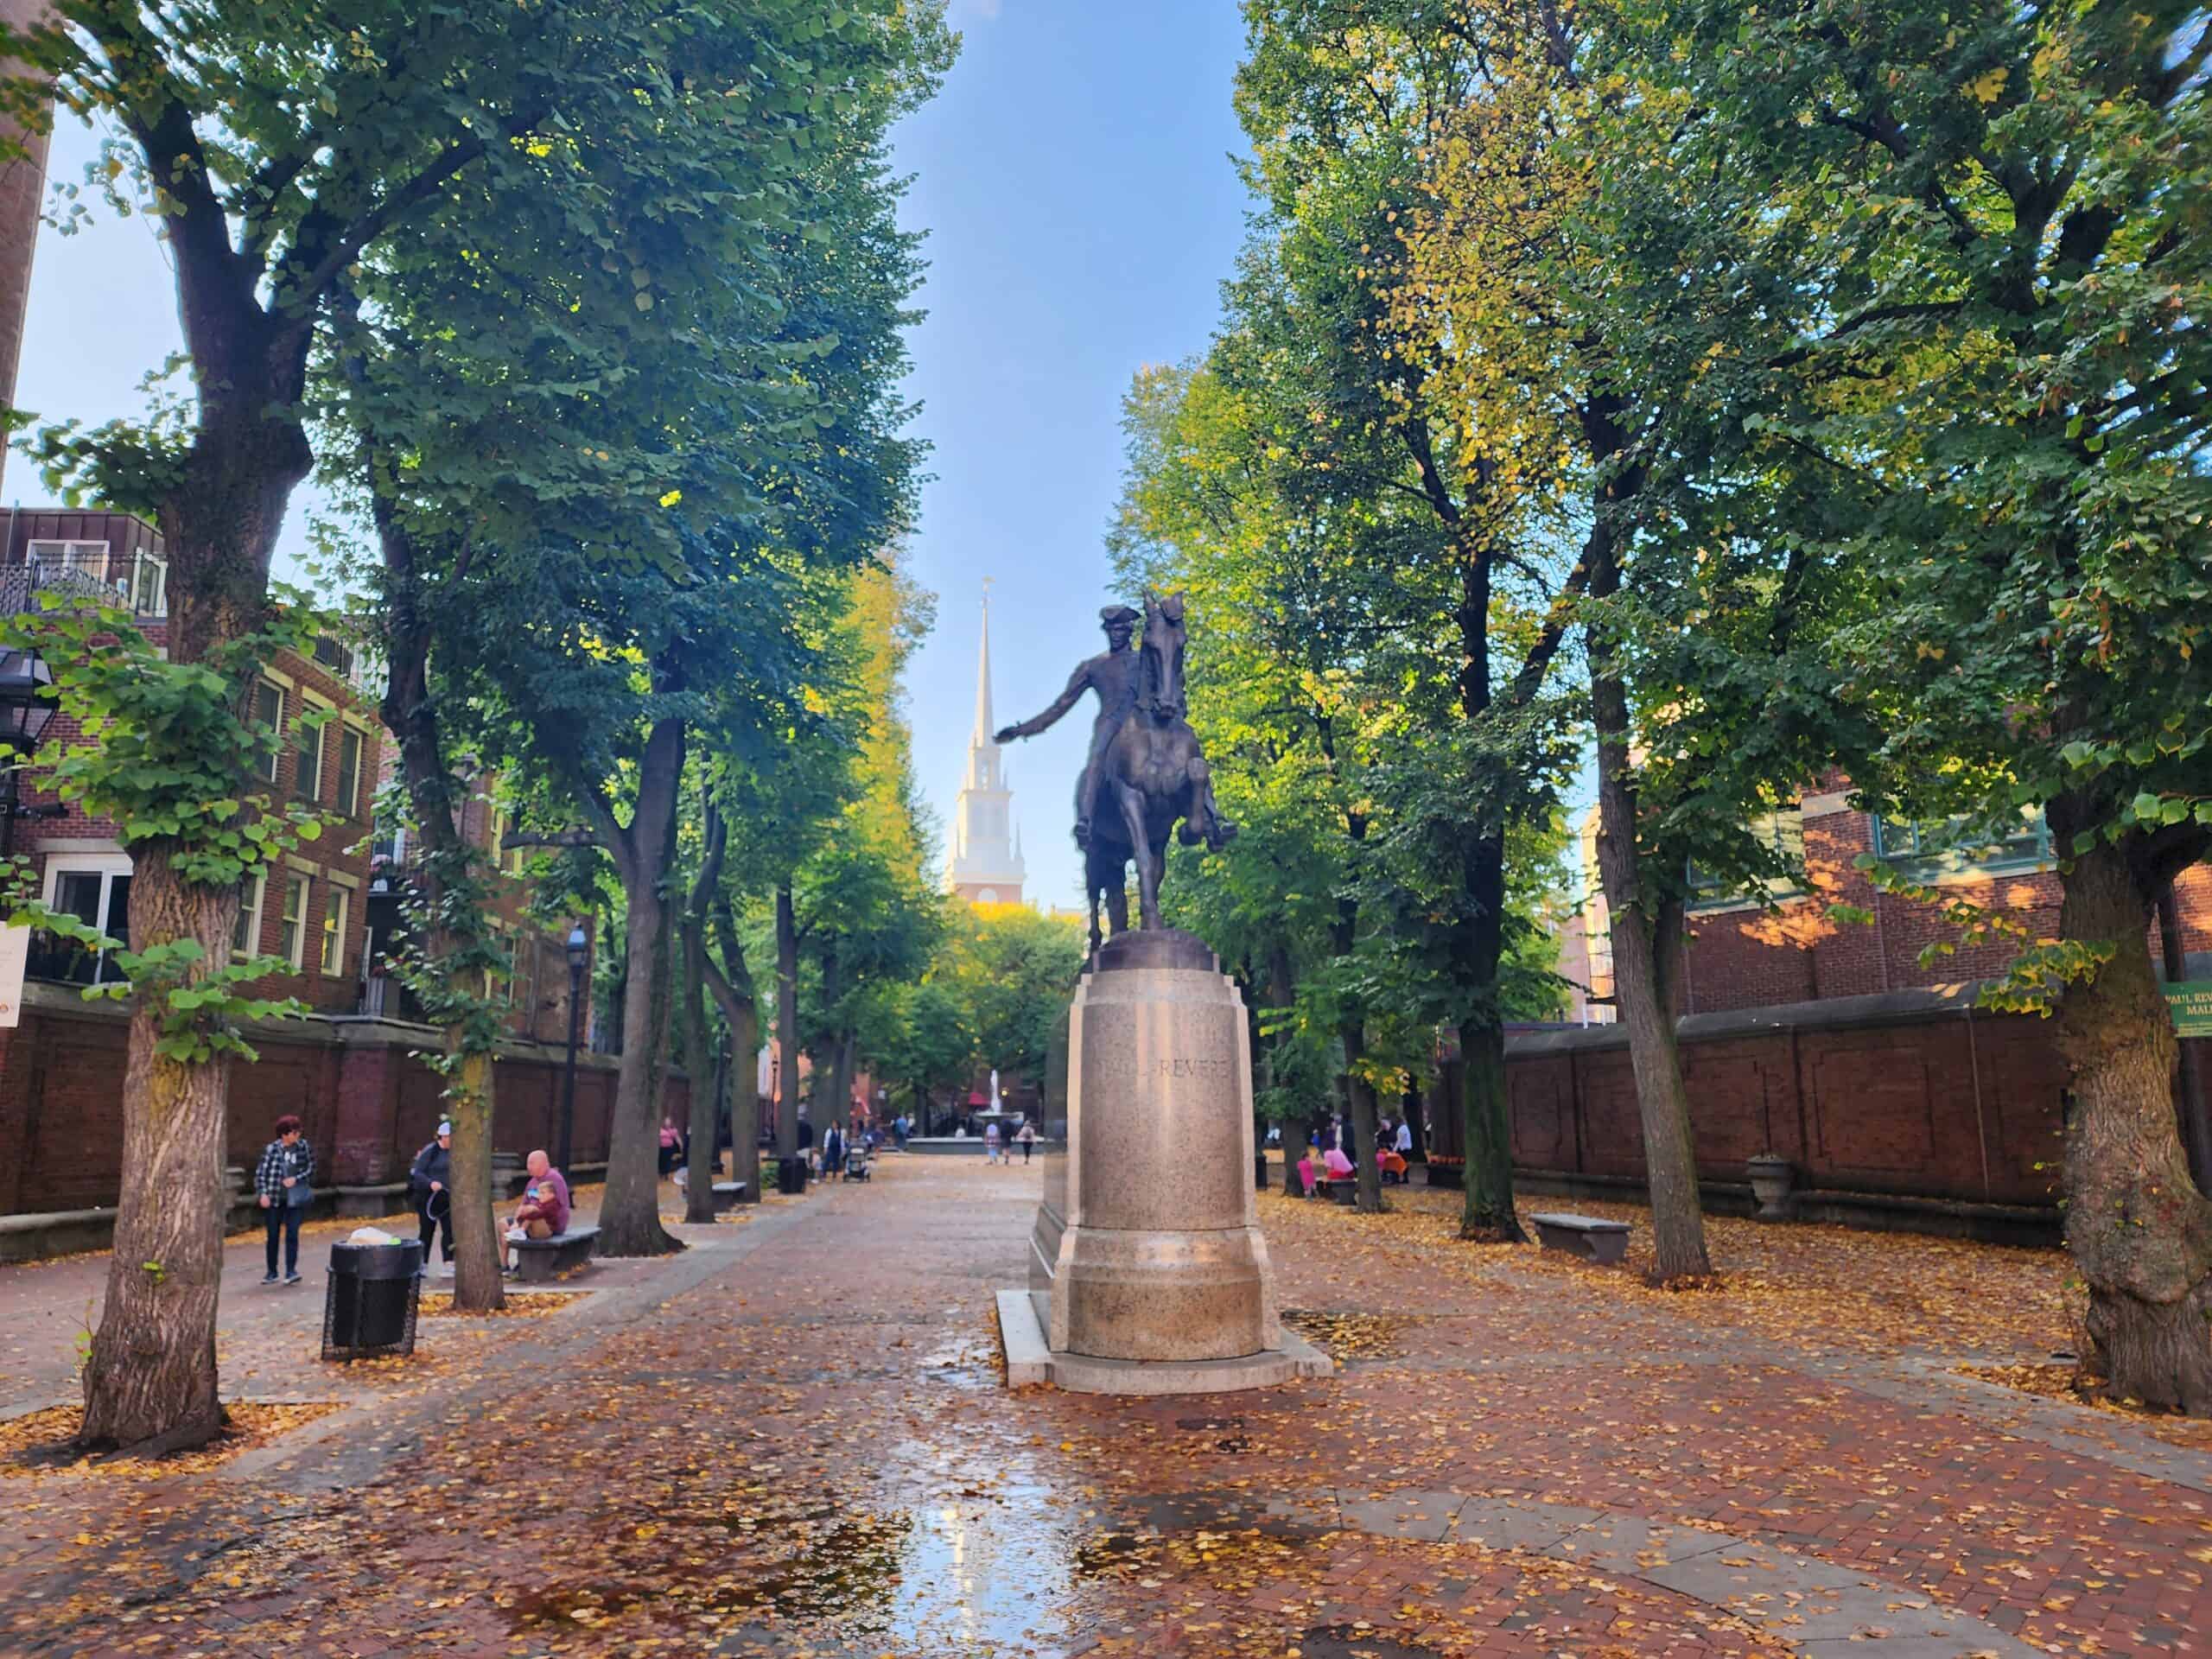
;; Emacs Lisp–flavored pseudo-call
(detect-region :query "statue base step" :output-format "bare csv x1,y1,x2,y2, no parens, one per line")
995,1289,1331,1395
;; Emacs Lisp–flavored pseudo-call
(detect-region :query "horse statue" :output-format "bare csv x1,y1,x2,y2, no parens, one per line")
1082,591,1236,950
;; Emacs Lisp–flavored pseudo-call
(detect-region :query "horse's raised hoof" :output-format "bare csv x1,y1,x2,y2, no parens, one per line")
1177,823,1202,847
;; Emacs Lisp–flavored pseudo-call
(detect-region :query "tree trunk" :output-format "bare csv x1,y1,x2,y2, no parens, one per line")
79,864,235,1452
1456,1017,1522,1241
831,1030,857,1136
1454,824,1525,1242
2052,830,2212,1414
1343,1021,1383,1212
707,892,761,1202
446,1046,504,1310
594,718,685,1258
376,510,502,1312
1588,612,1711,1285
79,368,315,1451
776,883,800,1162
681,918,718,1224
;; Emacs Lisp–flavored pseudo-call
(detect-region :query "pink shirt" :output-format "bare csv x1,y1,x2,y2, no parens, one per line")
1323,1149,1355,1179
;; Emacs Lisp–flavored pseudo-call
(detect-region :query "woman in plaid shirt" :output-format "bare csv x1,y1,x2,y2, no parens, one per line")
255,1115,315,1285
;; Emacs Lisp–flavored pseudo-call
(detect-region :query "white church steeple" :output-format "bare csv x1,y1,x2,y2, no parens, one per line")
944,581,1026,906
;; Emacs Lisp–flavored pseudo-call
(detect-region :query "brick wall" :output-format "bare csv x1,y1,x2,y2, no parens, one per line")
0,986,687,1214
1418,985,2209,1227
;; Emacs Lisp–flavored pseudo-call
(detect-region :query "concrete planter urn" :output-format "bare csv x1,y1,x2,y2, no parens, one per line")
1746,1154,1795,1220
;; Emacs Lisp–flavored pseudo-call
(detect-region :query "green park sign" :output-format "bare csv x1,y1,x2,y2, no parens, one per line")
2167,981,2212,1039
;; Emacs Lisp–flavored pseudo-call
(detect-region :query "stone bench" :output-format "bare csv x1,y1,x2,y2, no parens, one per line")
709,1181,750,1213
1529,1211,1630,1264
512,1226,599,1283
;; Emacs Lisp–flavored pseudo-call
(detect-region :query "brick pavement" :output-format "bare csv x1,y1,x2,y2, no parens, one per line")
0,1156,2204,1657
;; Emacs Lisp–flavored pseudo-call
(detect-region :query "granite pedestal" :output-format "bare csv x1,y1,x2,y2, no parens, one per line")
1008,929,1330,1393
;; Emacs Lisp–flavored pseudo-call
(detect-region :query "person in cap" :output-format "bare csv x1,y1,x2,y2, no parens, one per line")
409,1120,455,1277
995,603,1141,851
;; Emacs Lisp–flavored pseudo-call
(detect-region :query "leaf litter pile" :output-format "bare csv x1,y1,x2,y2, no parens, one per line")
416,1290,585,1319
0,1402,340,1478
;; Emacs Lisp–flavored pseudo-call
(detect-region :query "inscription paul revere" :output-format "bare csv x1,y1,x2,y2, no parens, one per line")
1084,1004,1237,1093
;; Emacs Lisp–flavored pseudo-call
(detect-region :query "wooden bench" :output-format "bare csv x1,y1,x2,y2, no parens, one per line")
1529,1211,1630,1264
709,1181,750,1213
512,1225,599,1283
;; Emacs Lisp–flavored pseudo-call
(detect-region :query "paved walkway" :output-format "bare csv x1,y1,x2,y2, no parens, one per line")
0,1157,2205,1656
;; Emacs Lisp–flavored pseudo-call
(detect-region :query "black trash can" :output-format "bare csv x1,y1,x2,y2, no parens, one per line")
776,1154,810,1196
1255,1151,1268,1191
322,1240,424,1361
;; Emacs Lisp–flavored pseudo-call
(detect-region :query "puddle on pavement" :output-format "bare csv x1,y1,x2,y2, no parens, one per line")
918,1338,997,1392
506,1436,1083,1653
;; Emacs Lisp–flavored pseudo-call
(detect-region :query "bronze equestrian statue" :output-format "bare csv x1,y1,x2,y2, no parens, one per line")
998,590,1236,950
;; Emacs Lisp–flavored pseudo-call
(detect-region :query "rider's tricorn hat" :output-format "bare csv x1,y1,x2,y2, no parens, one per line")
1099,604,1140,627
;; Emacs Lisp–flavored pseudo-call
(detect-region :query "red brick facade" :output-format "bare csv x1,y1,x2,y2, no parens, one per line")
1674,795,2209,1014
0,982,686,1214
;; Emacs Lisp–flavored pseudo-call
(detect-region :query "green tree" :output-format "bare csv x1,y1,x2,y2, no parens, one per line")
1230,0,1589,1239
935,904,1087,1096
1649,0,2212,1406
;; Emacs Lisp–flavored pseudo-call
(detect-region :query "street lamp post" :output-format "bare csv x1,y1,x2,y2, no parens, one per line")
0,647,63,862
558,924,588,1176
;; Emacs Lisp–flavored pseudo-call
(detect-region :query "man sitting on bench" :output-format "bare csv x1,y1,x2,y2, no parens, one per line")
500,1149,571,1275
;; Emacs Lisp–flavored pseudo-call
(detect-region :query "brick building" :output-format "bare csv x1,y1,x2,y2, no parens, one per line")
0,506,384,1013
1567,785,2212,1017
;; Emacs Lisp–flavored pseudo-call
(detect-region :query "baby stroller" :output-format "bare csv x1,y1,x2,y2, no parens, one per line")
843,1145,872,1182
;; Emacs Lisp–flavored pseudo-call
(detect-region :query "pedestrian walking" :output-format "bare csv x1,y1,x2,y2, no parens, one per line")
658,1117,681,1177
1018,1121,1036,1165
409,1120,456,1276
984,1120,1001,1165
254,1114,315,1285
823,1122,846,1182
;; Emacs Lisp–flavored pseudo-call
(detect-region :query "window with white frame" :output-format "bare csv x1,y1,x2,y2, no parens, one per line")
232,873,267,958
335,727,364,818
250,682,283,783
320,886,349,976
130,552,168,616
295,703,328,803
31,854,132,986
278,874,311,969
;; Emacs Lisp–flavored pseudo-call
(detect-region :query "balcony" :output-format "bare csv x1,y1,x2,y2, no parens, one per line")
12,543,169,616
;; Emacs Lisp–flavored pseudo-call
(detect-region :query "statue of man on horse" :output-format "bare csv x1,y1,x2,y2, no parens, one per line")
996,590,1236,950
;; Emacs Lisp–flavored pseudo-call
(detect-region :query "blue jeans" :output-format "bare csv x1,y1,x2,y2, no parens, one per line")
264,1201,302,1277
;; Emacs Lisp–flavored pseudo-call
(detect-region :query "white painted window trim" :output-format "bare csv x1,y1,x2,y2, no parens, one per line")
334,723,365,817
41,853,134,974
320,885,348,977
233,872,268,960
279,872,311,971
251,681,285,784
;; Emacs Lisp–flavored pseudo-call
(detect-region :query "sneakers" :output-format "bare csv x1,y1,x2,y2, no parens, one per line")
260,1273,279,1286
435,1260,455,1279
283,1272,302,1286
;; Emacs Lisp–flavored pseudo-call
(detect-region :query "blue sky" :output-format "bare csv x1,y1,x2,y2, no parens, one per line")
893,0,1255,906
9,1,1259,911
